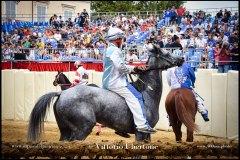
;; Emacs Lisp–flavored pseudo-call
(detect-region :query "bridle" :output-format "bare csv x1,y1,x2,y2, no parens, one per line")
128,50,182,90
53,72,72,86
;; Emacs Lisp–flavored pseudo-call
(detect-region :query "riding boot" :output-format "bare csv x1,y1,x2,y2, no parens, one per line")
192,89,209,121
196,96,209,122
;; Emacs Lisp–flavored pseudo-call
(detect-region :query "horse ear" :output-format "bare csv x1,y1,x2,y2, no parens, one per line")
58,71,60,74
61,69,63,73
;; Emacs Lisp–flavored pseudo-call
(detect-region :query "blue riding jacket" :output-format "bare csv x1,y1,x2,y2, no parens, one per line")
167,62,196,89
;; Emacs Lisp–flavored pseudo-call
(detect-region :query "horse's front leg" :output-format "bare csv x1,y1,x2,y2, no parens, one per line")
135,132,154,159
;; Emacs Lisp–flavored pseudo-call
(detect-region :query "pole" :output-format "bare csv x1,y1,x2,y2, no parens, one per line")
32,1,33,23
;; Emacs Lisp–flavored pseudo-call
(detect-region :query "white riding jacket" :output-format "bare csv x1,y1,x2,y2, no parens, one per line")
72,66,89,86
102,42,135,89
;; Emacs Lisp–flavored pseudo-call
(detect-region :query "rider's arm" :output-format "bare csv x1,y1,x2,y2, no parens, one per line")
188,65,196,85
166,69,171,87
110,49,135,74
72,70,80,85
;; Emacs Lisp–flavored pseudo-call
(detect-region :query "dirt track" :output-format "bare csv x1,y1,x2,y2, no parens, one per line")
2,120,239,159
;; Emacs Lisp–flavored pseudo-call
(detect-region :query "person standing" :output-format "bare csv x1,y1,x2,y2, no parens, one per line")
230,42,239,70
177,5,185,25
165,8,171,27
217,42,231,73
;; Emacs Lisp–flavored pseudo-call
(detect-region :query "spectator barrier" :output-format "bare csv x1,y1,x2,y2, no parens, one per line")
1,69,238,140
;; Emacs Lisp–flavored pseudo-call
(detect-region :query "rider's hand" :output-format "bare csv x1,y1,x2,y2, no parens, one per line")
137,66,147,71
70,83,75,88
192,83,195,88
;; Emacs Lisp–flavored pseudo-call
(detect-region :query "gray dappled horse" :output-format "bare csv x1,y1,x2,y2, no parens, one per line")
28,44,184,143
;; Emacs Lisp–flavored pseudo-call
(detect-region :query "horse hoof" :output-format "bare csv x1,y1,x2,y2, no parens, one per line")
176,140,182,143
96,132,100,136
115,131,131,138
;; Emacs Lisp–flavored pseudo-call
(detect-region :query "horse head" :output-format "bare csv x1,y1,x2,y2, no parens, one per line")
146,43,184,70
53,71,62,86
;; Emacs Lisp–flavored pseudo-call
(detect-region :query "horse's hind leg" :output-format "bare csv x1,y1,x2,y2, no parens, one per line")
186,129,194,142
66,107,96,141
176,121,182,142
171,117,182,142
54,103,71,141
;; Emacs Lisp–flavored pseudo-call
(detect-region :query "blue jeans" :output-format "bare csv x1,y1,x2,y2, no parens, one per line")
177,16,182,25
165,17,170,27
218,64,230,73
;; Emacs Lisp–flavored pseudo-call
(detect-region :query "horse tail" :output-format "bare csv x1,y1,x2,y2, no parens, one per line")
27,92,61,142
175,90,199,132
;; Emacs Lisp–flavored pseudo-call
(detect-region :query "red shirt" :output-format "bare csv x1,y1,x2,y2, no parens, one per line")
177,7,185,16
218,49,230,65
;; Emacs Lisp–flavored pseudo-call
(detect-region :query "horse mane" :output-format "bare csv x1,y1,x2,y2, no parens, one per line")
61,73,71,84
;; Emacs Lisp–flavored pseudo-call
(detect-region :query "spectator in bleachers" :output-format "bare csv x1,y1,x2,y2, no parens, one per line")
230,42,239,70
79,12,86,28
37,38,45,48
206,33,216,48
156,35,164,48
177,5,185,25
52,51,62,61
200,49,210,68
179,35,187,50
196,33,207,48
149,31,156,42
125,48,139,62
170,35,183,50
165,36,172,48
54,29,62,42
214,42,220,68
67,18,73,28
205,24,213,35
219,30,229,42
217,41,231,73
188,35,196,48
170,6,177,25
216,10,223,19
25,49,35,60
164,7,171,27
228,31,238,44
21,36,31,48
174,26,183,36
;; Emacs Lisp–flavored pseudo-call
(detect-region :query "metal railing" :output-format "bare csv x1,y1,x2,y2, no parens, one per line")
2,7,238,22
2,47,238,71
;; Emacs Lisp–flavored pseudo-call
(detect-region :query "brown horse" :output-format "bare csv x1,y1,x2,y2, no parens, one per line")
165,88,199,142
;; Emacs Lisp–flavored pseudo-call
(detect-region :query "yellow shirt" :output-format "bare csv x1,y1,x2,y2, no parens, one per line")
37,41,45,48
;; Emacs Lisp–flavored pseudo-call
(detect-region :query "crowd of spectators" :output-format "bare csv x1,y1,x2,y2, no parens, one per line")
1,7,239,72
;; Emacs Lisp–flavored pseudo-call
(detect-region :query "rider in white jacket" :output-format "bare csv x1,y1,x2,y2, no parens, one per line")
102,27,156,134
70,61,89,87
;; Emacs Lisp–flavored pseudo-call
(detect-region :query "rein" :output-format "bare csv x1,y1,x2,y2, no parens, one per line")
54,72,72,86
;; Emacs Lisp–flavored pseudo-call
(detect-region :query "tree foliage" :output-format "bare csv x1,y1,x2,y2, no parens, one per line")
91,1,184,12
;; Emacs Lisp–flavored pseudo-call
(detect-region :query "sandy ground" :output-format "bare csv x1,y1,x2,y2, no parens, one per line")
2,120,238,159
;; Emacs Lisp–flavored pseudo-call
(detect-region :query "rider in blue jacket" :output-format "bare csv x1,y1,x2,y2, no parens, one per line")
167,61,210,121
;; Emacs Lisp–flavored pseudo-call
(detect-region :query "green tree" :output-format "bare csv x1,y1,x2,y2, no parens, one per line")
91,1,184,12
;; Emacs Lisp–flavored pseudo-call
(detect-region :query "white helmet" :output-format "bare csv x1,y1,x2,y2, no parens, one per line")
106,27,125,41
74,61,82,68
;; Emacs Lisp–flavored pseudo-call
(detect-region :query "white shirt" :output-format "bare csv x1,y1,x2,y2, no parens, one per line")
196,23,204,29
125,53,139,62
73,66,89,85
167,67,181,89
204,23,212,30
196,38,206,48
54,33,62,41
